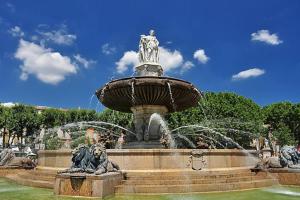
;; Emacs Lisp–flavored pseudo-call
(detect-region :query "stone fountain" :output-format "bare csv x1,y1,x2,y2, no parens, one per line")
96,30,201,148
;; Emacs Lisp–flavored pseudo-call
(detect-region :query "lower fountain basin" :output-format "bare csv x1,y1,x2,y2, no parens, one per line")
96,76,201,113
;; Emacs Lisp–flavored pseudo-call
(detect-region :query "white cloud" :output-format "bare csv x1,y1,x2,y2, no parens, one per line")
37,25,76,45
232,68,265,81
193,49,209,64
0,102,17,107
180,61,194,74
73,54,96,69
102,43,116,55
8,26,24,37
251,30,282,45
116,51,139,74
15,39,77,85
159,47,184,72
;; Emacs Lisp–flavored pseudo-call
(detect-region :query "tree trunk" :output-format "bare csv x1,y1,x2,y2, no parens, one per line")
2,127,5,148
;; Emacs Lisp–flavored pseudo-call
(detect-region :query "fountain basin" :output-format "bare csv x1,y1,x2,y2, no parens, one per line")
96,76,201,113
38,149,259,170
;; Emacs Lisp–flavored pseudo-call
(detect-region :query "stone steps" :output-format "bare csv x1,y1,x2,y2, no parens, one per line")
124,172,266,180
115,170,278,194
5,174,54,189
17,172,55,182
121,175,273,185
4,169,57,189
115,179,278,194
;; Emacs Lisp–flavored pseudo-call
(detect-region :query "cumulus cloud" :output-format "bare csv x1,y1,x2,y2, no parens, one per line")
15,39,77,85
8,26,24,37
116,51,139,74
180,61,195,74
159,47,184,72
232,68,265,81
73,54,96,69
193,49,209,64
102,43,116,55
36,25,76,45
251,30,282,45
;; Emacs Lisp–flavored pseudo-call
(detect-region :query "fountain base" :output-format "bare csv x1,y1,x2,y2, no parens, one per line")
123,141,164,149
135,63,163,76
131,105,168,143
54,172,122,198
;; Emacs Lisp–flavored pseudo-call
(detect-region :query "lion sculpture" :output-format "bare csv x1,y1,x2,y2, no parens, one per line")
60,143,119,175
0,149,36,169
279,146,300,169
86,143,119,175
253,146,300,170
59,144,90,173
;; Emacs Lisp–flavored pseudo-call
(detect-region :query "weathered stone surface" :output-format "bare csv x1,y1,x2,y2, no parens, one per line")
96,76,201,113
135,63,163,76
54,172,122,198
131,105,168,141
38,149,259,170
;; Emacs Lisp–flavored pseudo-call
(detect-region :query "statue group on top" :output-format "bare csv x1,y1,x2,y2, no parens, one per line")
138,30,159,63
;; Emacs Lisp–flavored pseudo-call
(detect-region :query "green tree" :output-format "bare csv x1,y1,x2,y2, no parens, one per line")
40,108,67,128
7,105,40,146
98,109,133,129
263,102,299,145
0,106,13,148
167,92,264,148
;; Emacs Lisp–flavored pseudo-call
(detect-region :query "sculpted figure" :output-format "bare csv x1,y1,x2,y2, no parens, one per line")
0,148,36,169
138,30,159,63
85,143,119,175
60,143,119,175
59,144,90,173
279,146,300,168
0,149,14,166
254,146,300,170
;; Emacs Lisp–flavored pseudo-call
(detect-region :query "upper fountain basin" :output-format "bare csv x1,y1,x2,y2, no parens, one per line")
96,76,201,113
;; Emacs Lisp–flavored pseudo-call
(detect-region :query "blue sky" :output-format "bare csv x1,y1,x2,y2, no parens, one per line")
0,0,300,110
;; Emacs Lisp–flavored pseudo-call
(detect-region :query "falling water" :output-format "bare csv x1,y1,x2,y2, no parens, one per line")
131,81,135,105
167,82,176,111
172,125,244,149
95,102,100,112
198,101,208,121
61,121,136,137
88,94,95,109
173,133,196,148
148,113,176,148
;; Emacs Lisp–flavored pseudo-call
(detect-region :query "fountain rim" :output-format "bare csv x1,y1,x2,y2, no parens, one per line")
102,76,198,85
95,76,202,113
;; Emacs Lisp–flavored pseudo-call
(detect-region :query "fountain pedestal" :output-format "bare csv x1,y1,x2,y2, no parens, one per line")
129,105,168,146
135,63,163,76
54,172,122,198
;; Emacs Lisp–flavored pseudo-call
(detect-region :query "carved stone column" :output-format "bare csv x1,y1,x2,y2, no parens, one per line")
131,105,168,141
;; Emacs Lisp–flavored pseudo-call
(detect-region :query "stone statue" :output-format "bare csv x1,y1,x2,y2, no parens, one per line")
0,148,36,169
139,30,159,63
60,144,90,173
59,143,119,175
279,146,300,169
253,145,300,170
